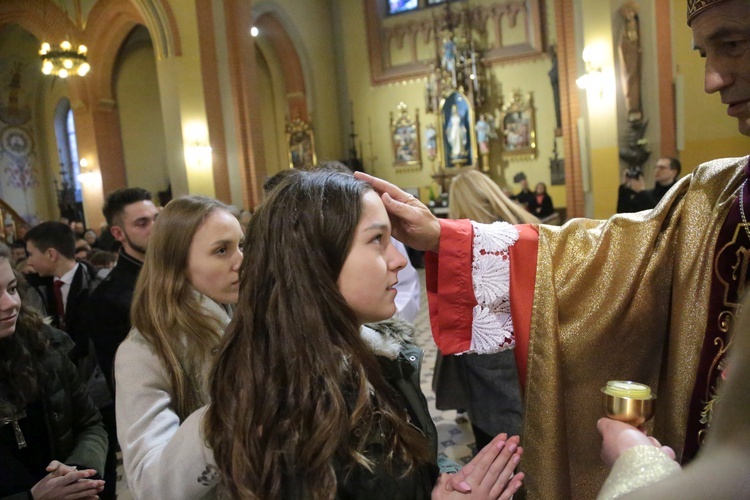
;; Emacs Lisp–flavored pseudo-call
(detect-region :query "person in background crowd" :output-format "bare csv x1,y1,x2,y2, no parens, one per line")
10,241,27,265
115,195,242,498
85,188,158,499
510,173,533,208
617,168,656,214
88,250,116,279
75,239,92,263
0,242,107,499
83,230,98,249
526,182,555,219
650,157,682,204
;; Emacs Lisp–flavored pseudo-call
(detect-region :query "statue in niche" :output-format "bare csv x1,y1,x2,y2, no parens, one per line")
442,34,458,88
446,105,467,159
618,1,642,122
475,114,493,154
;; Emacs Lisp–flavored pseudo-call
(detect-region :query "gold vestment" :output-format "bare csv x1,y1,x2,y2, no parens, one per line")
521,156,748,499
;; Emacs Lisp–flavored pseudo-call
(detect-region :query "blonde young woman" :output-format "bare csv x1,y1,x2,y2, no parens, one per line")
436,168,538,449
115,196,243,499
448,168,539,225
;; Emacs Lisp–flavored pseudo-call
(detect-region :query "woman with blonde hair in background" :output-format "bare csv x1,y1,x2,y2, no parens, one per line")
434,168,538,450
115,195,243,499
448,168,539,224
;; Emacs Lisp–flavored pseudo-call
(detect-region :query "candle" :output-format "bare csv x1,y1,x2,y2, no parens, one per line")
603,380,652,399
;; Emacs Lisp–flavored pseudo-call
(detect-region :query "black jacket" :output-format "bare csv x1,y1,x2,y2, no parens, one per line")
0,327,108,499
330,320,457,499
85,249,143,393
528,193,555,218
650,179,678,204
27,262,101,362
617,184,657,214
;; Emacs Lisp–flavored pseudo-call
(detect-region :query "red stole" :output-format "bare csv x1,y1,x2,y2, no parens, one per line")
683,160,750,461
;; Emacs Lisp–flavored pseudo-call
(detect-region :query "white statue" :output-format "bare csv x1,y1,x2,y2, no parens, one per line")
446,105,467,159
476,114,491,154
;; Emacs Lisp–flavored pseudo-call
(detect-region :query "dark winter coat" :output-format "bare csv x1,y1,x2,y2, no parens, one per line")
86,249,142,393
328,319,459,499
0,326,108,499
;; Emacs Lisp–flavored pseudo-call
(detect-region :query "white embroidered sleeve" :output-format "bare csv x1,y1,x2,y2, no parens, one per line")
468,221,519,354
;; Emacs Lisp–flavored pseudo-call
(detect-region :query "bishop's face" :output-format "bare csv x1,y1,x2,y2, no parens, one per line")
691,0,750,136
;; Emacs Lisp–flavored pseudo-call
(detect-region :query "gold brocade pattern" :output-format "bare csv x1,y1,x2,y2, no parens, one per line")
596,445,681,500
518,156,749,499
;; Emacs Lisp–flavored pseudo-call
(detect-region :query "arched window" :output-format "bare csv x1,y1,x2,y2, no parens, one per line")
53,98,83,221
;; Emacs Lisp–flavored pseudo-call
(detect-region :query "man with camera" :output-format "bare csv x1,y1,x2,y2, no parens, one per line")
650,156,682,203
616,166,656,213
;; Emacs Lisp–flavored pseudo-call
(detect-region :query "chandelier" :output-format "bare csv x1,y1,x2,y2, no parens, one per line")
39,41,90,78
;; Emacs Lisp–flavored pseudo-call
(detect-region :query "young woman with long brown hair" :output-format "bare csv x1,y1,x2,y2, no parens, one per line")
206,170,523,499
0,242,107,499
115,196,243,499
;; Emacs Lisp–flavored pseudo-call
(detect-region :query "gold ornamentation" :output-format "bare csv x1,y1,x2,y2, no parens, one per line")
687,0,728,26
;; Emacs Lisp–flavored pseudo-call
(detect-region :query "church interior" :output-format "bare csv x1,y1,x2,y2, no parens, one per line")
0,0,747,229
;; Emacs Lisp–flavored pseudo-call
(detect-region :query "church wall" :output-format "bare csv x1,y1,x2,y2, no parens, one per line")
0,26,56,224
115,35,170,198
336,0,566,209
156,0,213,198
253,0,346,166
254,43,288,178
38,79,70,223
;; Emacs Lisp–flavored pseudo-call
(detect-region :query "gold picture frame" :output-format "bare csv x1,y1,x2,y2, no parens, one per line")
497,91,537,160
286,117,317,169
390,102,422,171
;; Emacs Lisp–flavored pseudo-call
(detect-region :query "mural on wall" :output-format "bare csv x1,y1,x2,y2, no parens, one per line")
0,60,40,222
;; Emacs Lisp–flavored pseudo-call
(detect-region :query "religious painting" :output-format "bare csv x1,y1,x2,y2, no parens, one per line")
387,0,418,15
286,117,316,169
438,91,476,169
497,91,537,160
390,102,421,170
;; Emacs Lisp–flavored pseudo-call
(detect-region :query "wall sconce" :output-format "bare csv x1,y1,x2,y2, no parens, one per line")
184,123,213,170
77,158,92,182
186,143,213,168
576,45,606,97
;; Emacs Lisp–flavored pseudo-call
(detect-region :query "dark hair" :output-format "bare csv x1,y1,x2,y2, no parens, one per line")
0,243,47,412
206,171,432,499
25,221,76,260
667,157,682,177
11,241,26,251
262,169,300,195
88,249,115,269
102,187,153,227
317,160,353,175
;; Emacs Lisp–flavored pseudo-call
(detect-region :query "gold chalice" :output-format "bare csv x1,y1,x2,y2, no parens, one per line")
601,380,656,427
